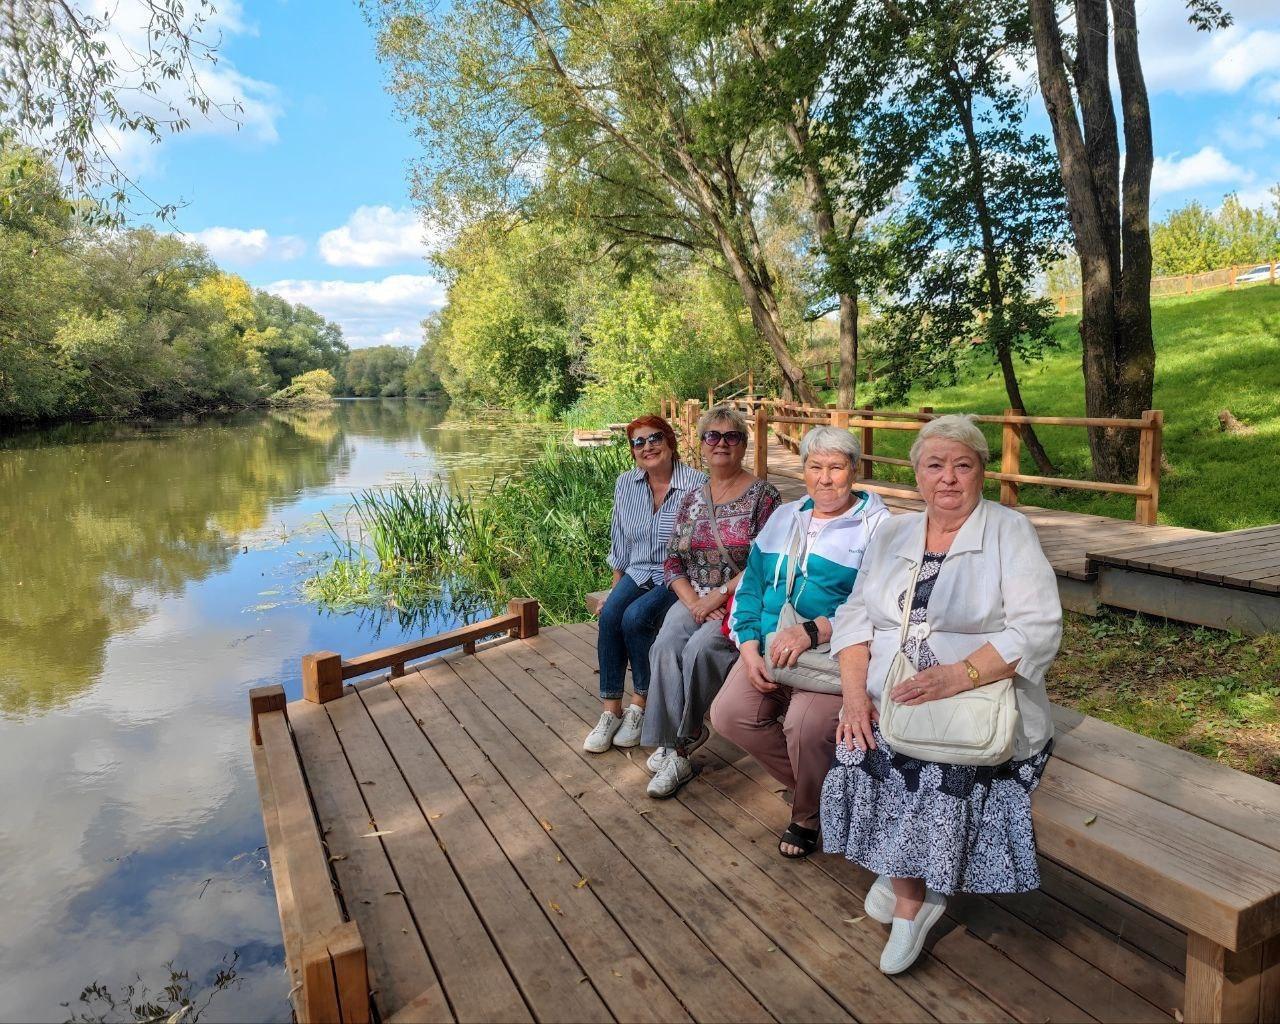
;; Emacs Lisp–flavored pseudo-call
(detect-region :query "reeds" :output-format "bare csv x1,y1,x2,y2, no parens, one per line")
307,440,631,623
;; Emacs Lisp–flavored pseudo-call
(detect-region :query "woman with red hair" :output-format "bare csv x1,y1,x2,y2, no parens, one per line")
584,415,708,754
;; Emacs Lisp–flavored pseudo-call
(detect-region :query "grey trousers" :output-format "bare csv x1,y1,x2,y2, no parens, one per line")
640,602,741,749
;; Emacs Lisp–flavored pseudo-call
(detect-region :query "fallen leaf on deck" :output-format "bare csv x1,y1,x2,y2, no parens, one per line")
766,946,777,952
1084,814,1098,826
328,854,347,862
360,780,376,786
416,718,424,726
843,916,865,924
1173,1010,1184,1023
429,813,442,820
384,890,402,896
577,976,588,984
574,877,589,889
549,900,564,915
361,830,395,838
611,970,622,979
637,808,653,815
540,819,554,832
555,854,563,863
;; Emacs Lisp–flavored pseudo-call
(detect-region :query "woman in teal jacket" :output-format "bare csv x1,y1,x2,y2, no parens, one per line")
711,426,890,857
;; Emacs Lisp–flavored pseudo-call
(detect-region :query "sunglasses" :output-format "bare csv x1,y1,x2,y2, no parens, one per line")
702,430,746,447
629,431,666,450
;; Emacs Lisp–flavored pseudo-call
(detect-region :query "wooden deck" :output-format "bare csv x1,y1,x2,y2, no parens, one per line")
265,622,1209,1024
760,436,1280,632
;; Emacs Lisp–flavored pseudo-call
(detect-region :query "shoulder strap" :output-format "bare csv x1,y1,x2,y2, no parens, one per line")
897,558,923,648
700,482,733,564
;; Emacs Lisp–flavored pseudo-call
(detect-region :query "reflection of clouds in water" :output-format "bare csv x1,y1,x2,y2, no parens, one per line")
0,608,308,1021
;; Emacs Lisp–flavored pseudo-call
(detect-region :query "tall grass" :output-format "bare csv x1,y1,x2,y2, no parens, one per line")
307,440,632,623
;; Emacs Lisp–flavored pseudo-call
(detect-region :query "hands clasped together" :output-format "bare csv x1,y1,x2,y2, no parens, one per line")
836,661,973,752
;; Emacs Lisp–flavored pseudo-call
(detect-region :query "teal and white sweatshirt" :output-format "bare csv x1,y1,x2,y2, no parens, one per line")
729,491,891,648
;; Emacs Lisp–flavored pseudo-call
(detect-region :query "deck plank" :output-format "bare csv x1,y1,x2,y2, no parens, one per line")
288,700,450,1022
323,691,534,1023
340,681,612,1024
482,639,855,1022
384,663,691,1024
451,645,775,1024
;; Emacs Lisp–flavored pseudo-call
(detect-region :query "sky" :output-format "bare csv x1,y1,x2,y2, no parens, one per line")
116,0,1280,350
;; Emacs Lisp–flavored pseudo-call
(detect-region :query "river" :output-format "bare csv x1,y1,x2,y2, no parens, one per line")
0,400,561,1022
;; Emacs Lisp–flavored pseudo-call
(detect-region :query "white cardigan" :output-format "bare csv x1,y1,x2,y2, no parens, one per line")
829,499,1063,759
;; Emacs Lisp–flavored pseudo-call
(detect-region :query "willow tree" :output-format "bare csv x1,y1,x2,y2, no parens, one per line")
1026,0,1231,480
364,0,820,402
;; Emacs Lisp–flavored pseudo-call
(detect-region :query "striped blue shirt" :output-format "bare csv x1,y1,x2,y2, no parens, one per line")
608,462,708,586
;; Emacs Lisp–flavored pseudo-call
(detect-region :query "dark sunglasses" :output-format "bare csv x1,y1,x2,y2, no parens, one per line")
702,430,746,447
629,431,666,450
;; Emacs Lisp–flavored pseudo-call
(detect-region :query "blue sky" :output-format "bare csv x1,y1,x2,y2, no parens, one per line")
120,0,1280,349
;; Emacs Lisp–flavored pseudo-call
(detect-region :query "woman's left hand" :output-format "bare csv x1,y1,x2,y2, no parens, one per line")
889,663,969,705
769,624,813,668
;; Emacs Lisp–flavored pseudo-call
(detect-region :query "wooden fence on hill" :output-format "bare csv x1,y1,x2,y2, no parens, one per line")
1051,257,1279,315
660,395,1165,525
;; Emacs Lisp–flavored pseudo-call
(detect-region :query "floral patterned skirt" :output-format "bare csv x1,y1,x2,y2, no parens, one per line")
819,725,1052,895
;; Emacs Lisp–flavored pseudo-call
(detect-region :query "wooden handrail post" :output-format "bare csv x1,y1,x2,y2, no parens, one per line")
250,684,287,745
685,400,701,465
302,651,344,704
826,360,832,388
1000,409,1022,507
1135,409,1163,525
707,385,715,409
858,408,874,481
753,405,768,479
508,598,540,638
747,369,754,397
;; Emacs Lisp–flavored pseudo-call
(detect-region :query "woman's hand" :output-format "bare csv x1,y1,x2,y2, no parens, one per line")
836,687,877,752
739,642,777,694
686,589,726,624
889,663,969,706
768,624,812,668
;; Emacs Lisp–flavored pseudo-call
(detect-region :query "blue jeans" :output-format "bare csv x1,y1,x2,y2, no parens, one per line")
597,575,679,700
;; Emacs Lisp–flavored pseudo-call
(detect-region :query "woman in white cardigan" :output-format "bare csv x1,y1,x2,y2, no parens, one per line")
820,414,1062,977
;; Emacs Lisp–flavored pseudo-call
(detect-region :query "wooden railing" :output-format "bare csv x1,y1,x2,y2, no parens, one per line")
246,599,540,1022
1051,257,1278,315
661,395,1165,525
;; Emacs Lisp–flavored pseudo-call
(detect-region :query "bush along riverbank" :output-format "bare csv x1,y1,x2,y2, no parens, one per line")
307,439,630,624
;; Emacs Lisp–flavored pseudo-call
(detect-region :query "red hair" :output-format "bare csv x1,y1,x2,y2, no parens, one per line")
626,415,680,463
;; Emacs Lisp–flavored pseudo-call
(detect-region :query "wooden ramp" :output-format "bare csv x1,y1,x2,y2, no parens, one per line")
255,621,1250,1024
758,436,1280,631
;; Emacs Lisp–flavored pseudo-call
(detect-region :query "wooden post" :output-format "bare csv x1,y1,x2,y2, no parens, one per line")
831,408,849,430
753,404,768,479
250,684,286,745
1000,408,1022,507
508,598,540,638
686,400,701,465
826,361,832,388
1230,265,1239,289
919,406,934,417
302,651,343,704
747,369,754,397
708,385,715,409
1184,932,1268,1024
1055,294,1066,316
859,408,874,481
1135,409,1163,526
328,921,372,1024
1186,274,1193,295
301,940,343,1024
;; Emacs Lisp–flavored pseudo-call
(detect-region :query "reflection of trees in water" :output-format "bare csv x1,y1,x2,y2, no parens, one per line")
0,416,349,715
62,953,240,1023
323,583,494,640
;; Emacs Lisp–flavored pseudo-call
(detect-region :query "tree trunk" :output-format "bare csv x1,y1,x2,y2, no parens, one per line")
837,291,857,408
946,65,1056,474
1028,0,1152,481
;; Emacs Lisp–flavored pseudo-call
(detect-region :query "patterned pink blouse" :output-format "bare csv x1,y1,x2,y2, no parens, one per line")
664,479,782,597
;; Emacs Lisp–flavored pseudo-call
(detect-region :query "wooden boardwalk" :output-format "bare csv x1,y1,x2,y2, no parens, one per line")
760,437,1280,632
259,622,1212,1024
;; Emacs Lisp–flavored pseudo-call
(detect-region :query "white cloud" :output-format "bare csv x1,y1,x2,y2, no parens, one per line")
1151,146,1251,196
189,226,305,264
1138,1,1280,95
318,206,440,268
263,274,446,348
1230,186,1279,212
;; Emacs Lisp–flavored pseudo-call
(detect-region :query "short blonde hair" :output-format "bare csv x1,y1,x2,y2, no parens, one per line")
909,414,990,466
696,403,750,438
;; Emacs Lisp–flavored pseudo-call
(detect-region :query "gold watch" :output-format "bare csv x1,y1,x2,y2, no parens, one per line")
962,659,981,688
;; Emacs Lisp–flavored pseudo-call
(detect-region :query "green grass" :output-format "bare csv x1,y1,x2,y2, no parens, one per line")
836,285,1280,530
307,440,631,624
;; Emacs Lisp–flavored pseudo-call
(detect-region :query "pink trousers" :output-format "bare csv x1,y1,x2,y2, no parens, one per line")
709,658,842,830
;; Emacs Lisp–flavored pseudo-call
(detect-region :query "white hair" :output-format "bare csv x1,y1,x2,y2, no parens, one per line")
909,414,990,466
799,425,861,468
696,403,750,437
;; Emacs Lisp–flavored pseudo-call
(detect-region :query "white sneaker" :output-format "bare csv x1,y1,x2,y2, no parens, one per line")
879,891,947,975
646,747,672,773
584,712,622,753
647,753,693,798
613,704,645,747
865,875,895,924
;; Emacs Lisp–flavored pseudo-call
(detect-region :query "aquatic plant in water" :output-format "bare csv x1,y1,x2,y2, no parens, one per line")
308,440,631,623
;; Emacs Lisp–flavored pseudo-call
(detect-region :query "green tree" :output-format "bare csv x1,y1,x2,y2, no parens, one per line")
342,346,416,398
1150,201,1225,274
403,340,444,397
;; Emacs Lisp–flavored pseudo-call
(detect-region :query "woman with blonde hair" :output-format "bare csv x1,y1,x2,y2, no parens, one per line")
822,414,1062,975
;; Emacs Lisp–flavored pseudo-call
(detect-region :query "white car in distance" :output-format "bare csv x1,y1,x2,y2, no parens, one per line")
1234,263,1275,285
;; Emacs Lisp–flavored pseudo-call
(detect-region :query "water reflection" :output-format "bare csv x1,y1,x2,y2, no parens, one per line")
0,400,560,1021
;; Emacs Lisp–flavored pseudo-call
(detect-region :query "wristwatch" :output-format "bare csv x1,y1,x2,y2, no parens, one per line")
962,659,981,688
802,620,820,649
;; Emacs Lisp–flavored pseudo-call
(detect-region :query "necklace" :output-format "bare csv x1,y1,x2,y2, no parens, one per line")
710,471,746,505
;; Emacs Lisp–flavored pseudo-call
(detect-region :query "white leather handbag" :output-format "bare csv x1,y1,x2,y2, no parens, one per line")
877,558,1018,767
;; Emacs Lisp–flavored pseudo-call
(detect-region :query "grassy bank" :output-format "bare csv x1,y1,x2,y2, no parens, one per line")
307,440,629,624
833,285,1280,531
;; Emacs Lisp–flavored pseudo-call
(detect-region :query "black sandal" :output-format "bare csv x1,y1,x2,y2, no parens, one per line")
778,823,820,859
